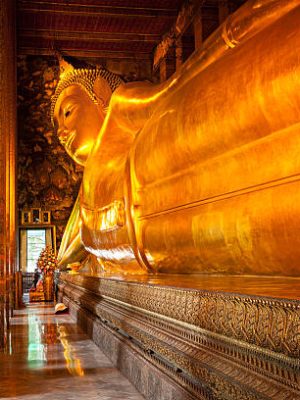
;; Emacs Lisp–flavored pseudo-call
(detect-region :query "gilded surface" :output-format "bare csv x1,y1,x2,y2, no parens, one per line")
61,273,300,359
53,1,300,278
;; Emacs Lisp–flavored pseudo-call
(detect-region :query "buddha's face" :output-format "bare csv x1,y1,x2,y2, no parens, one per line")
53,84,105,166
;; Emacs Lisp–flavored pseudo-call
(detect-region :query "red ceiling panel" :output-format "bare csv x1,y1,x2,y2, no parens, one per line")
17,3,182,56
17,0,222,60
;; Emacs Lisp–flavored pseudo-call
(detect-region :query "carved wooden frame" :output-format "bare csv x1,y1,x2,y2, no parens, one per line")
31,208,41,223
21,210,31,225
41,211,51,224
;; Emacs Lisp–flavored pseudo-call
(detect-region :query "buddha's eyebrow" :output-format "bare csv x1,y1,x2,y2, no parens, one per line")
58,98,70,118
59,95,81,112
58,107,63,118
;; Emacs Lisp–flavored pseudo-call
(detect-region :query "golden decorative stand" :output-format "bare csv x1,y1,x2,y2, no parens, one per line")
43,275,54,301
29,291,45,302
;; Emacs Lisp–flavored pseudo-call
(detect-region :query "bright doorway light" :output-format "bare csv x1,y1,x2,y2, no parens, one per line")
26,229,46,272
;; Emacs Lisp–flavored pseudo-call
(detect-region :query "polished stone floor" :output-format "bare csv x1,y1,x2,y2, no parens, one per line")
0,303,144,400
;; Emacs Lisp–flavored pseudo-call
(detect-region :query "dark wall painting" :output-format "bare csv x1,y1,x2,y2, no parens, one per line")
17,56,83,249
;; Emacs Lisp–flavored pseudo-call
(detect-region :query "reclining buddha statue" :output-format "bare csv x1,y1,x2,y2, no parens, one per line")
52,0,300,277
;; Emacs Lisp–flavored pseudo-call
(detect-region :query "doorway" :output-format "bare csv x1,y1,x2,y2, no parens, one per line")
19,226,56,293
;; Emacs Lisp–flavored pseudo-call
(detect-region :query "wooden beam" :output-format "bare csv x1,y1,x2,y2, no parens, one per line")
17,46,153,60
17,1,178,18
18,29,162,44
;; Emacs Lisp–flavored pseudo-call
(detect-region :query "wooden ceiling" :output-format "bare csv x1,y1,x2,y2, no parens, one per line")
17,0,184,60
16,0,241,62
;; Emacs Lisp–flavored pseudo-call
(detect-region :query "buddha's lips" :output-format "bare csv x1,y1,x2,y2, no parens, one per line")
60,131,75,150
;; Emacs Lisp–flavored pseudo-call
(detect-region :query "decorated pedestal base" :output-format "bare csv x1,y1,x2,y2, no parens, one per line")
58,273,300,400
43,275,54,302
29,290,45,302
37,246,57,302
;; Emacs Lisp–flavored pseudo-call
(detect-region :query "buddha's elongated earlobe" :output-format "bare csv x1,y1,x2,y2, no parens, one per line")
93,76,113,110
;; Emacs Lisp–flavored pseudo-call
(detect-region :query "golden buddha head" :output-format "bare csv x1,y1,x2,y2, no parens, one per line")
51,58,123,166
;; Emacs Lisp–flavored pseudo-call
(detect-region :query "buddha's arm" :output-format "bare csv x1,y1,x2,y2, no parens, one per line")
57,193,89,268
85,79,177,164
107,79,176,135
57,232,87,268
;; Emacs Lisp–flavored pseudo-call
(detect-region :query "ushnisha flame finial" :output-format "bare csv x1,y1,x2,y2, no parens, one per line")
57,53,75,77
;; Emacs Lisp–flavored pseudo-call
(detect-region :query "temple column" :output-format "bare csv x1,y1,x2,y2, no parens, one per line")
159,48,176,82
175,38,183,70
159,59,167,82
218,0,229,24
154,0,203,75
0,0,17,348
193,8,203,50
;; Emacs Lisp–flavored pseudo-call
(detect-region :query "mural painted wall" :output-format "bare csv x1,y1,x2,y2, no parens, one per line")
17,56,83,249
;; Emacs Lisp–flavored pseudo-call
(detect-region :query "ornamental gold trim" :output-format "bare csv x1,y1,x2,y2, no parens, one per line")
60,279,300,400
62,273,300,359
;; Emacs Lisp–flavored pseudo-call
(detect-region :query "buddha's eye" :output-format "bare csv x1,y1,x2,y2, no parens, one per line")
64,110,71,118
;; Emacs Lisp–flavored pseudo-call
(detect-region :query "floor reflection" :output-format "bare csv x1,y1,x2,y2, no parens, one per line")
0,304,144,399
58,325,84,376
